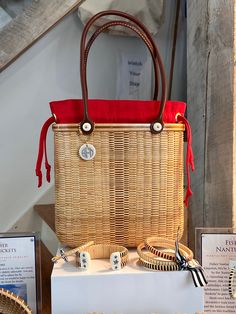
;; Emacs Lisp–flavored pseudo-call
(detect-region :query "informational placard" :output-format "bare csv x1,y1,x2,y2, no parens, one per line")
0,233,40,313
196,228,236,314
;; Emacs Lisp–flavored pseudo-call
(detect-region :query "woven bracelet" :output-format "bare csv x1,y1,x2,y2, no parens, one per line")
229,267,236,298
76,244,128,270
138,241,207,287
51,241,94,263
145,236,194,262
137,242,179,269
138,257,179,271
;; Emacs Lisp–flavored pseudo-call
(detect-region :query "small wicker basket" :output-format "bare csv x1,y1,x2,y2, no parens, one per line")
0,288,32,314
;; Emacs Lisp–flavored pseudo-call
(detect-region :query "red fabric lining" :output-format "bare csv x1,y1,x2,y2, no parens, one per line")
50,99,186,123
36,99,194,207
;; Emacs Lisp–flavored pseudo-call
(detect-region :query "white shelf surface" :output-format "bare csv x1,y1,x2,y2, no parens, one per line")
51,250,204,314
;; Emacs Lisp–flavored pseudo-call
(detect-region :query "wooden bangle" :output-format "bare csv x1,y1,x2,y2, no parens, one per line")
229,267,236,298
137,242,178,270
51,241,94,263
76,244,129,270
145,236,194,262
138,257,179,271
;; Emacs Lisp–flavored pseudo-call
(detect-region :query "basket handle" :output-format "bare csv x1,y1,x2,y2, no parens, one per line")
80,10,167,135
84,20,159,101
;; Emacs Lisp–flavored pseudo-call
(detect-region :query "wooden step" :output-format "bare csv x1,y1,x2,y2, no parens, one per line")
34,204,55,232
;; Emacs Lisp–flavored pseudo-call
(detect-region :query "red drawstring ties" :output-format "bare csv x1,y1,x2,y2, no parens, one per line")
35,116,55,187
176,114,195,207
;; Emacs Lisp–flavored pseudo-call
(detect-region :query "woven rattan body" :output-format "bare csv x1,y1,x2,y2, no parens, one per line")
0,288,32,314
53,123,185,247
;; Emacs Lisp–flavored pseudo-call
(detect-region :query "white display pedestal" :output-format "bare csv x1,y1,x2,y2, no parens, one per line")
51,250,204,314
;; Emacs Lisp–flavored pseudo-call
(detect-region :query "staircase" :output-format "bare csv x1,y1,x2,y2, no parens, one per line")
34,204,55,233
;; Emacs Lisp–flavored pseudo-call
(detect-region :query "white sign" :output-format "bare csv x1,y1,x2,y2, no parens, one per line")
0,234,39,313
201,233,236,314
116,52,152,100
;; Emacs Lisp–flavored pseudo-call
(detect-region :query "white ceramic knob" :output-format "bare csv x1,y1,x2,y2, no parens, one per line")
153,122,162,132
82,122,92,132
79,251,91,270
110,252,122,271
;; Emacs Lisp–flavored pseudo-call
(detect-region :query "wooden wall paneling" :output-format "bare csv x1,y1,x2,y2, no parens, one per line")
233,2,236,229
204,1,234,226
187,0,208,247
187,0,235,249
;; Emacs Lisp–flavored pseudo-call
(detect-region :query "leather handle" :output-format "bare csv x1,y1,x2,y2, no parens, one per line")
84,20,159,101
80,10,167,134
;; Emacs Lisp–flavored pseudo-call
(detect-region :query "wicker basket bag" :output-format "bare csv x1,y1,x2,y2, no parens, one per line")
36,10,194,248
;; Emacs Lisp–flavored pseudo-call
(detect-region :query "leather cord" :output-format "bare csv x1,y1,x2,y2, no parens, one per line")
168,0,181,99
79,10,167,134
84,20,159,101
